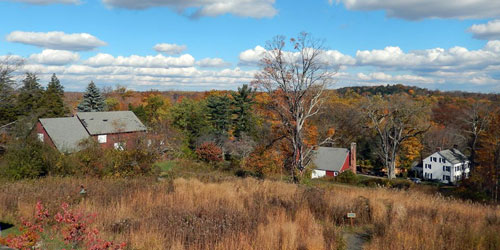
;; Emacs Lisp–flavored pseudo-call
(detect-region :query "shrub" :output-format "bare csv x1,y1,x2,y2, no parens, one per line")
1,136,47,180
335,170,358,184
195,142,223,163
0,202,126,250
389,179,413,190
359,178,391,188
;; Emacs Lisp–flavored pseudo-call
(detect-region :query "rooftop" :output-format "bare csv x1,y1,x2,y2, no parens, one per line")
76,111,146,135
39,117,89,153
312,147,349,172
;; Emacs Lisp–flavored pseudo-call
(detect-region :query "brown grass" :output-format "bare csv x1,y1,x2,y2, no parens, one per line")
0,177,499,250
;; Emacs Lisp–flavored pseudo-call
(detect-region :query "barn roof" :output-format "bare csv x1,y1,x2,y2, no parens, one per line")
39,117,89,153
76,111,146,135
437,149,468,164
312,147,349,172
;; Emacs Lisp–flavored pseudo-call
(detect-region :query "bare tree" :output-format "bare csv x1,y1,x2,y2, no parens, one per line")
458,101,490,170
363,94,430,179
252,32,336,180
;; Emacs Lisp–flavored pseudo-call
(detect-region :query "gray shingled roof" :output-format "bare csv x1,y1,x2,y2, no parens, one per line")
39,117,89,153
311,147,349,172
438,149,468,164
76,111,146,135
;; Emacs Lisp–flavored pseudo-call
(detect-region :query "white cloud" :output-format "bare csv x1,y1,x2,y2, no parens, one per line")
238,45,355,66
468,20,500,40
102,0,277,18
84,53,195,68
6,31,107,51
28,49,79,65
4,0,79,4
356,72,435,84
196,57,231,68
336,0,500,20
238,46,267,65
153,43,187,55
355,42,500,72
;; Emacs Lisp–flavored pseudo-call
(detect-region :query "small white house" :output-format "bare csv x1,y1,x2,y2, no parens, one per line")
422,148,470,184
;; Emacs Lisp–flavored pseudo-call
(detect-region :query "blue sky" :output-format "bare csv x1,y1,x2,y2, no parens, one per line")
1,0,499,92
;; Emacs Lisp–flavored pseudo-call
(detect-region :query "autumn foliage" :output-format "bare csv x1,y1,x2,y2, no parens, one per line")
196,142,223,162
0,201,126,250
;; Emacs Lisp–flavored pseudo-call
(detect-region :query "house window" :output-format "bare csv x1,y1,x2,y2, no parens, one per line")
97,135,107,143
445,166,450,172
443,159,446,163
442,166,445,171
37,133,44,142
114,142,125,151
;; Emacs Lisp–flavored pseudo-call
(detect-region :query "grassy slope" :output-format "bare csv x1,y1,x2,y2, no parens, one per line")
0,161,499,250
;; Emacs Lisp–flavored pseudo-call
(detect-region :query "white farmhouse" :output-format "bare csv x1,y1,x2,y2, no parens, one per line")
422,148,470,184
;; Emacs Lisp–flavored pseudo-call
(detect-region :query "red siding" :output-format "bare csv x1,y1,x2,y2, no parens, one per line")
92,131,145,149
339,153,351,172
35,122,56,149
326,171,335,177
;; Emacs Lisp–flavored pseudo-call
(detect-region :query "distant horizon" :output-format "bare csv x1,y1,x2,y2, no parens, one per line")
2,0,500,93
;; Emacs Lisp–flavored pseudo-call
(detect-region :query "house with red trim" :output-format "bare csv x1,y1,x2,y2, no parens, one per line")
35,111,146,153
311,143,357,178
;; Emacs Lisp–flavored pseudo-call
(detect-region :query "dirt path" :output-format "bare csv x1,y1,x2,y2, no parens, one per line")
343,228,371,250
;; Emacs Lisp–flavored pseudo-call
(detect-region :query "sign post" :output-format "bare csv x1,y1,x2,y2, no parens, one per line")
347,212,356,227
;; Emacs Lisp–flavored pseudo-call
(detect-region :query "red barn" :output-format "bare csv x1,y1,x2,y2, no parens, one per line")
35,111,146,153
76,111,146,150
311,143,357,178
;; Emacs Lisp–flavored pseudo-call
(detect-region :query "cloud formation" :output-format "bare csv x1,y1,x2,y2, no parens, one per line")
102,0,277,18
153,43,187,55
336,0,500,20
468,20,500,40
196,58,231,68
3,0,79,4
6,31,107,51
355,41,500,72
28,49,80,65
84,53,195,68
238,45,355,66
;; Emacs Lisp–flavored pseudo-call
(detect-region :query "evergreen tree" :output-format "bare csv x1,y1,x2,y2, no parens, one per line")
206,94,232,138
40,73,67,118
17,73,44,116
47,73,64,96
231,84,256,138
0,66,18,125
77,81,106,112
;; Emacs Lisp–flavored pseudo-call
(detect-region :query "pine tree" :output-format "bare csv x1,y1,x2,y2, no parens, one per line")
0,67,18,125
231,84,256,138
206,94,232,138
17,73,44,116
77,81,106,112
47,73,64,96
40,73,67,118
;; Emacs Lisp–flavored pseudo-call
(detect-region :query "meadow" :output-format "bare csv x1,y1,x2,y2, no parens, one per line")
0,173,499,250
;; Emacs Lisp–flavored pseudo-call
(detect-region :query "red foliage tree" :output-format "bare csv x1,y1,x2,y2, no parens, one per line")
196,142,223,162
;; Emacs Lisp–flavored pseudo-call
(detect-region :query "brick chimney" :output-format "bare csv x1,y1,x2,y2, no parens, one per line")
350,142,357,174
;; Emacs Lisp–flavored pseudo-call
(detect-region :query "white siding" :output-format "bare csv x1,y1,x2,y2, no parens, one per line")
423,152,469,184
312,170,326,179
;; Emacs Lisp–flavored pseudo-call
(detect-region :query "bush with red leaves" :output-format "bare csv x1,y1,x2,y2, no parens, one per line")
195,142,223,162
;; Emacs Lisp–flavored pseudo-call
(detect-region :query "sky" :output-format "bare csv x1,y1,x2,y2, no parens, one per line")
1,0,500,93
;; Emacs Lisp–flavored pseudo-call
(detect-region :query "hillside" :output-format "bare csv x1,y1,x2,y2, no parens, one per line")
0,173,499,250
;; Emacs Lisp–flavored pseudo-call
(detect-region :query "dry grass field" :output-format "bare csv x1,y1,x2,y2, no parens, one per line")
0,176,499,250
